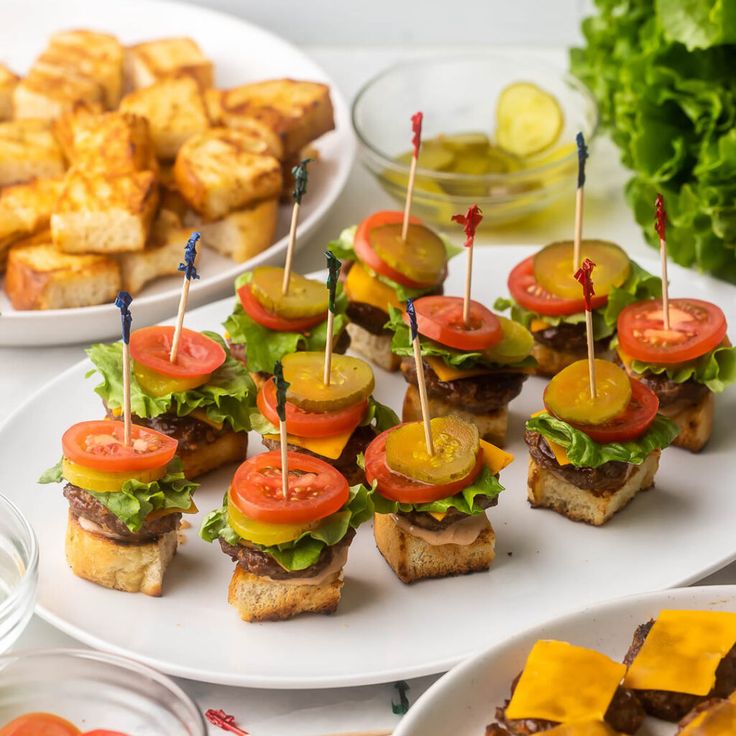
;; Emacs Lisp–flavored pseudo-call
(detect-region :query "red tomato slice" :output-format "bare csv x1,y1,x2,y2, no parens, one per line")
257,379,367,438
567,379,659,443
354,211,443,289
0,713,81,736
231,451,349,524
617,298,727,364
83,732,131,735
62,421,177,473
364,427,484,504
508,256,608,317
238,283,327,332
130,326,225,379
408,296,502,350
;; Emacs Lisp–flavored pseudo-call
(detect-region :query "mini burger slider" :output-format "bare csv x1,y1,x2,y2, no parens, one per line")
223,265,350,385
386,295,535,446
525,358,679,526
250,352,398,485
87,326,255,478
328,210,454,372
200,450,374,622
366,416,513,584
39,420,198,596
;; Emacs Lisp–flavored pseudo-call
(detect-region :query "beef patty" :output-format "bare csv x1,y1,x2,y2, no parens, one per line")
532,321,608,355
400,494,498,532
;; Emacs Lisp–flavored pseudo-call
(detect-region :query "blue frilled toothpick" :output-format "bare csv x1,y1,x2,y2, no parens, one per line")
406,297,434,455
323,250,341,385
573,132,588,271
282,158,314,295
115,290,133,446
273,360,291,498
170,232,200,363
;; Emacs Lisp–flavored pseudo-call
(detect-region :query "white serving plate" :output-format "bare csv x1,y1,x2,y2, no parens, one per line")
0,0,354,346
1,246,735,689
394,584,736,736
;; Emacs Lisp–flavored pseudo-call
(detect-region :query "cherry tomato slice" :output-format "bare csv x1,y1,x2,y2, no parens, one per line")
508,256,608,316
365,426,484,504
407,296,502,350
569,379,659,443
130,326,225,380
238,283,327,332
0,713,81,736
354,211,446,289
617,298,727,365
257,378,368,438
62,420,177,473
231,451,349,524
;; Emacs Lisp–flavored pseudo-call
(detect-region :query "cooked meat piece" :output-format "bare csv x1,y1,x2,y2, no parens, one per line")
532,321,608,355
400,494,498,532
346,300,392,336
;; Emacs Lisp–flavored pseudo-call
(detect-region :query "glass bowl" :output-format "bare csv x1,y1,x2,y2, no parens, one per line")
0,493,37,654
0,649,207,734
352,53,598,227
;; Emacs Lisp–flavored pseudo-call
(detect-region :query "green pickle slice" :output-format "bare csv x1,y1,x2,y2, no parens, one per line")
251,266,328,319
483,316,534,365
370,223,447,286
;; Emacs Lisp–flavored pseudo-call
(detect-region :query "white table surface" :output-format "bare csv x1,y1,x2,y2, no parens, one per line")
2,44,735,736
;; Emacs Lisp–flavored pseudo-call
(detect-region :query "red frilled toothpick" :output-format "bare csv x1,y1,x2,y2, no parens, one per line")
574,258,597,399
205,709,249,735
401,111,423,241
655,193,670,330
451,204,483,325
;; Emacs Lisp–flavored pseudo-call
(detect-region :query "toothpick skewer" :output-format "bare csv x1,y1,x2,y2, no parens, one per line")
572,132,588,272
115,291,133,447
401,112,423,242
655,193,670,330
274,361,290,500
323,251,341,385
169,232,201,363
282,158,313,295
451,204,483,326
406,298,434,455
574,259,597,399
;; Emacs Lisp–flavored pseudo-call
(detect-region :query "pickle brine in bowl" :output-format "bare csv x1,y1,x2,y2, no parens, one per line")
352,54,598,227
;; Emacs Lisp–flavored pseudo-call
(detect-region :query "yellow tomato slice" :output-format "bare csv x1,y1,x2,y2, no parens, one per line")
227,491,314,546
483,316,535,365
134,361,211,397
250,266,328,319
544,359,632,425
62,457,167,493
534,240,631,300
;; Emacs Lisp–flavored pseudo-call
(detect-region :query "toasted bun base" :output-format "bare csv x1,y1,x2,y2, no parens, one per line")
527,451,660,526
346,323,401,372
665,390,714,453
180,428,247,479
373,513,495,584
227,565,344,622
531,340,585,377
65,512,177,596
402,384,509,446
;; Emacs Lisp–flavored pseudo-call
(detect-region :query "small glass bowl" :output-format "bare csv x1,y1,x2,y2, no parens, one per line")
352,53,598,227
0,493,38,654
0,649,207,734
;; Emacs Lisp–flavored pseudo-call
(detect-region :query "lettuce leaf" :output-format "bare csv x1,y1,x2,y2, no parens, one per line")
39,458,198,533
200,483,373,572
86,332,255,432
526,412,680,468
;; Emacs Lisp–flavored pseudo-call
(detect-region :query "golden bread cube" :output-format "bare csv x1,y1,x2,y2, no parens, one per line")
13,68,104,120
5,242,121,310
0,64,19,121
174,127,281,219
51,168,159,254
126,36,213,91
51,101,105,162
119,77,210,160
0,120,65,186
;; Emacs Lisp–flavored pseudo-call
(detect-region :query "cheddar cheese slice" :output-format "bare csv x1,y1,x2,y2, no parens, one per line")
679,692,736,735
425,357,493,382
345,261,402,312
480,440,513,474
190,409,224,431
624,610,736,696
545,722,620,736
505,640,626,724
263,428,354,460
530,318,553,332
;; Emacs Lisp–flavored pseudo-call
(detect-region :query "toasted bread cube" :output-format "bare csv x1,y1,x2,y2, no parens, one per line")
0,120,65,186
213,79,335,156
174,128,281,219
5,242,121,310
52,168,158,254
0,64,19,120
0,227,52,273
13,68,104,120
126,37,213,90
120,77,210,160
51,101,105,162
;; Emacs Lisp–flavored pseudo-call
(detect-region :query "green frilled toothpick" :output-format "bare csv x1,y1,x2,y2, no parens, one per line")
323,250,341,385
114,290,133,447
274,360,291,498
282,157,314,295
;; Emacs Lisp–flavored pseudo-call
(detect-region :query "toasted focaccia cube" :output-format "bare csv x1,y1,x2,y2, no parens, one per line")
5,242,121,310
126,37,213,91
174,128,281,219
0,120,65,186
0,64,19,120
13,68,103,120
210,79,335,157
52,168,158,254
51,101,105,162
120,77,210,160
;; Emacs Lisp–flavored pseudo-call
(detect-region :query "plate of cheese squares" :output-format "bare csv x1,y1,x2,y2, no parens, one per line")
0,0,353,345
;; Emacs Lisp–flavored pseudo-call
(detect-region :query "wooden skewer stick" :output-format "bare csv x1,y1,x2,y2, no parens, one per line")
274,361,291,500
323,310,334,385
574,259,597,399
170,232,201,363
401,111,423,242
655,193,670,330
451,204,483,326
282,158,313,295
279,419,289,500
114,291,133,447
323,251,341,386
406,298,434,455
572,132,588,272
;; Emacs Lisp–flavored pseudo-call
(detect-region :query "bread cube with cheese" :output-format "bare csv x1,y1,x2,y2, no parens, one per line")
52,168,159,254
125,37,213,90
119,77,210,160
0,64,19,120
174,127,281,219
0,120,65,186
5,242,121,310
